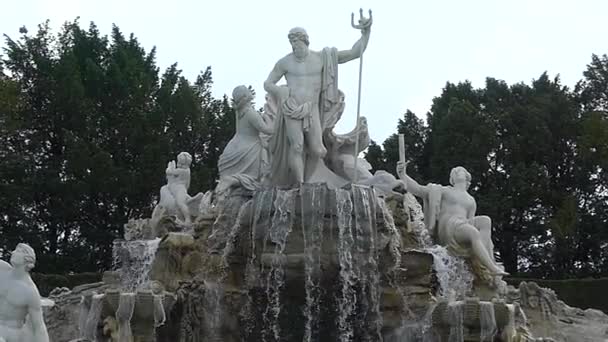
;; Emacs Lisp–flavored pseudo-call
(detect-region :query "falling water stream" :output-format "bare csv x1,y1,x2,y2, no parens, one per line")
336,188,356,342
447,301,464,342
480,301,497,341
241,189,274,339
112,238,161,291
82,293,105,341
205,199,252,340
263,189,296,342
301,184,326,342
116,292,136,342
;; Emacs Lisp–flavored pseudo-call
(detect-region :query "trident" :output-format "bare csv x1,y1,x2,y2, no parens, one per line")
351,8,372,183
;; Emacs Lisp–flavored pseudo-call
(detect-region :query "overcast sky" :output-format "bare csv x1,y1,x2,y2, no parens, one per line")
2,0,608,143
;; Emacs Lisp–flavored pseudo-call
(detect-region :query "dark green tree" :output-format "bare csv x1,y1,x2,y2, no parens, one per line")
0,20,231,272
364,140,386,173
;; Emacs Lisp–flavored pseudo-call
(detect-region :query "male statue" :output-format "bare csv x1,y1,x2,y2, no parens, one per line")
264,11,372,187
0,243,49,342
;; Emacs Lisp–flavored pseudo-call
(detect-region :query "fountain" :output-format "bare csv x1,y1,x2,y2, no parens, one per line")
28,10,608,342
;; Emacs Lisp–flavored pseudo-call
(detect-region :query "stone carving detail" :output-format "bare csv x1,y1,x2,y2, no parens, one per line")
151,152,204,228
217,85,274,196
37,10,608,342
396,162,507,284
263,13,372,188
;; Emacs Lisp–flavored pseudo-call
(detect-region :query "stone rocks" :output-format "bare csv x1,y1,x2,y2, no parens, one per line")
44,282,108,342
514,281,608,342
148,232,202,292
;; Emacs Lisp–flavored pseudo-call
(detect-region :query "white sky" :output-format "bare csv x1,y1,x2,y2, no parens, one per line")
2,0,608,143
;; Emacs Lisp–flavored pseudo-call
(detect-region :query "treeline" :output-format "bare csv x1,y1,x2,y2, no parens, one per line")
365,56,608,278
1,21,606,278
0,20,235,273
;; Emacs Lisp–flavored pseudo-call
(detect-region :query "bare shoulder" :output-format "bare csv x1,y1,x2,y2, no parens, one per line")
25,283,42,307
0,260,11,271
277,53,293,67
310,49,322,57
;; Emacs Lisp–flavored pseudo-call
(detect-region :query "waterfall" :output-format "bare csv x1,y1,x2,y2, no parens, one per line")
203,280,223,341
479,301,497,341
447,301,464,342
79,293,105,341
426,245,473,301
112,238,161,291
404,188,474,300
77,296,89,338
116,292,136,342
201,200,252,340
301,184,326,342
263,189,296,342
352,185,382,341
336,188,356,342
241,189,274,339
220,199,252,269
153,293,167,327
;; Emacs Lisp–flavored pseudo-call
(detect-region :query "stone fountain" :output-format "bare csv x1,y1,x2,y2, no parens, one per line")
20,9,608,342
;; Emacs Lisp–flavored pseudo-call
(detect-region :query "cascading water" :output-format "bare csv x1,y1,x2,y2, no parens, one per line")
241,189,274,339
427,245,474,301
116,292,136,342
77,296,89,338
205,199,252,340
153,294,167,327
263,189,296,342
112,238,161,290
80,293,105,341
479,301,497,341
301,184,326,342
202,280,223,341
352,185,382,341
404,193,474,300
447,301,464,342
176,184,413,341
336,188,356,342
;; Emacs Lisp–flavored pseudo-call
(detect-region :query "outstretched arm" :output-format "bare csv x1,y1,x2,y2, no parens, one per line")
396,161,429,198
248,110,274,135
337,30,371,64
338,10,372,64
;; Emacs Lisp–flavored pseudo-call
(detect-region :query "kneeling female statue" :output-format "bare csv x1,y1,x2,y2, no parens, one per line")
216,85,274,194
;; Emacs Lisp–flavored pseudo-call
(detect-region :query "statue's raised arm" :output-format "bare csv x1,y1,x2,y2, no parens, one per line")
396,160,429,198
337,9,373,64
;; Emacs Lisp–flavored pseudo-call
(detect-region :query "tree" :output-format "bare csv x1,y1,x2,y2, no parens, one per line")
0,20,231,272
364,140,386,173
382,110,427,182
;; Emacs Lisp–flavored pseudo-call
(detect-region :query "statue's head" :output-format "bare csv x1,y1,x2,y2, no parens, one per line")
176,152,192,168
288,27,309,58
449,166,471,189
232,85,253,109
10,243,36,271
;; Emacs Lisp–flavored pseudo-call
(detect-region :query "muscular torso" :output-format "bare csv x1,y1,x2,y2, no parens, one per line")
438,187,475,224
0,273,33,328
282,51,323,105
